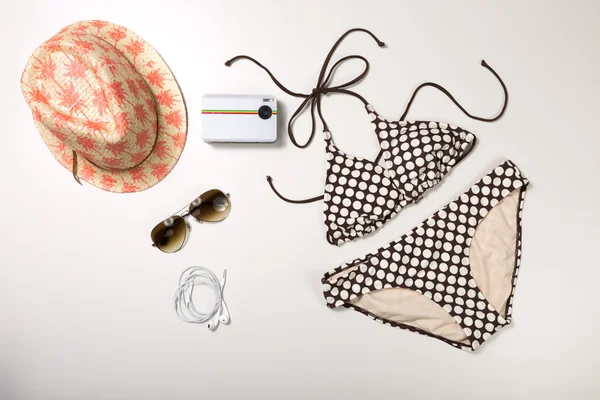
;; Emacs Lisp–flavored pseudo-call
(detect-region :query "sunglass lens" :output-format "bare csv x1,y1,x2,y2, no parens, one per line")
189,189,231,222
151,216,188,253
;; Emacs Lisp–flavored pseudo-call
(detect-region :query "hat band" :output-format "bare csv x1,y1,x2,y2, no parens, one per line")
71,117,159,185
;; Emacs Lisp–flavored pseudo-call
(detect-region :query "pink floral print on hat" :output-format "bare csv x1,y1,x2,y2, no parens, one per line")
21,20,187,193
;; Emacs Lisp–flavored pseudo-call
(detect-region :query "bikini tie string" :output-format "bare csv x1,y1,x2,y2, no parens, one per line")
266,175,324,204
225,28,386,149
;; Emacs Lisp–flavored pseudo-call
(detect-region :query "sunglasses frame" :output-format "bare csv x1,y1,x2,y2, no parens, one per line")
151,190,231,253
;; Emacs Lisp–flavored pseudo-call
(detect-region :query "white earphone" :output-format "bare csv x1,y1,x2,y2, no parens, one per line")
207,313,220,330
174,267,231,330
217,272,230,325
219,300,230,324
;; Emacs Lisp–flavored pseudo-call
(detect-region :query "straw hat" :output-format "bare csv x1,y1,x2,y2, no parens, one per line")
20,21,187,192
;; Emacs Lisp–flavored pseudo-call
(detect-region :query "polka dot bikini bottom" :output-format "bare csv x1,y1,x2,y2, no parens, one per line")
321,160,529,352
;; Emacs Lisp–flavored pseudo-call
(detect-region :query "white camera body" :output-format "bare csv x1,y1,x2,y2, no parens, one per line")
201,94,278,143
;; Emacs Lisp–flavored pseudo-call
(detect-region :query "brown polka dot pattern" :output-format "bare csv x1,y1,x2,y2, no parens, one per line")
322,160,529,352
323,105,476,245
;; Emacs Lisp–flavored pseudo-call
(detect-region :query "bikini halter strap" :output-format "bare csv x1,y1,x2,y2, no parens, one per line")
225,28,385,149
226,29,509,206
400,60,508,122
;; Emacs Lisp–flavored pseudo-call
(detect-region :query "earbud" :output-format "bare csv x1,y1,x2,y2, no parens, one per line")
219,301,230,324
174,267,230,331
208,271,229,329
217,272,230,324
207,313,220,330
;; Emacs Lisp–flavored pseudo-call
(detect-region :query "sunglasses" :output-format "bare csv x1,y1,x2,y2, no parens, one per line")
151,189,231,253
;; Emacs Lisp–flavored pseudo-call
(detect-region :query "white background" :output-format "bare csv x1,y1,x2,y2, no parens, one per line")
1,1,599,399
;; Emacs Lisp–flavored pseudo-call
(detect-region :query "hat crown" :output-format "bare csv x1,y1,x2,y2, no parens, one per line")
21,31,158,170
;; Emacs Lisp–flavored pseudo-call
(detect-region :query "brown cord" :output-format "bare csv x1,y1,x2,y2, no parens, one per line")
226,29,385,204
71,150,82,185
227,30,508,206
225,28,385,149
266,176,324,204
400,60,508,121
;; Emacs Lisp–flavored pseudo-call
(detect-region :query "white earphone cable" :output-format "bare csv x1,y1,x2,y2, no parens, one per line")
173,266,229,329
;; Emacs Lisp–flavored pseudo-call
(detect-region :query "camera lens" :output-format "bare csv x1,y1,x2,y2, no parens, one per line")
258,105,272,120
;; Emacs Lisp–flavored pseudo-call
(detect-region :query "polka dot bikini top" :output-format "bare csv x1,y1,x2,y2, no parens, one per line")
226,28,508,246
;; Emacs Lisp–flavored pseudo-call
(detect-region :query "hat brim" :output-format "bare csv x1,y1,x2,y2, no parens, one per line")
34,20,187,193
